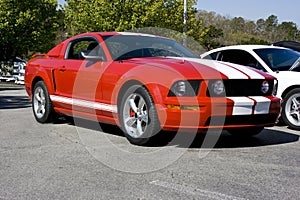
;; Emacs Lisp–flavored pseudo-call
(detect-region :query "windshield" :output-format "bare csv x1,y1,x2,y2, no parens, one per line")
102,35,199,61
254,48,300,71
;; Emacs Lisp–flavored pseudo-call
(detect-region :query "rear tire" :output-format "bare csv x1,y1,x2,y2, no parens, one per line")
32,81,56,123
282,88,300,130
227,127,264,137
119,85,161,145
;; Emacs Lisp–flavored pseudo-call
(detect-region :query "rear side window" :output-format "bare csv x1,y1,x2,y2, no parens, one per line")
65,37,106,61
218,50,265,71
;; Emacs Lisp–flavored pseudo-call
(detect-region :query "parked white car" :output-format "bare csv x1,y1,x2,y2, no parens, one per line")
13,57,26,84
201,45,300,130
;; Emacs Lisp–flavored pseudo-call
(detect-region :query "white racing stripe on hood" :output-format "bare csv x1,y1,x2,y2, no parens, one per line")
219,61,265,79
170,57,248,79
170,57,265,79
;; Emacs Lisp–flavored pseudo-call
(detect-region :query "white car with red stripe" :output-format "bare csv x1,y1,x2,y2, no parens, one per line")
25,32,281,145
201,45,300,130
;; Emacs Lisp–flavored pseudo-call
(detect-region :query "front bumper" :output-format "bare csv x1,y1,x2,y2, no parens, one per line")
157,96,281,131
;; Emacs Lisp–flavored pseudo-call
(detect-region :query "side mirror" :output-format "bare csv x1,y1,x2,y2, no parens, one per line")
80,51,104,61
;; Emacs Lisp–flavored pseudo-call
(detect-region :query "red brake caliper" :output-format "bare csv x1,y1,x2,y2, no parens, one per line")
130,109,135,117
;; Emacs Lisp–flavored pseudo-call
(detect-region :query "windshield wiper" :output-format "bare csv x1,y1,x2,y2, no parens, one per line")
289,57,300,71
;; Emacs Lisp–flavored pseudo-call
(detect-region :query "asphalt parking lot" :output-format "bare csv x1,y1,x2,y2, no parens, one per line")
0,84,299,200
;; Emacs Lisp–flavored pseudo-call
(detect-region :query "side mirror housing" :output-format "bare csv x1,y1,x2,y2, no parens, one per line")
80,51,104,61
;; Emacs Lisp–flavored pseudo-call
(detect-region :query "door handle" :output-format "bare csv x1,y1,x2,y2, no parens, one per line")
58,66,66,72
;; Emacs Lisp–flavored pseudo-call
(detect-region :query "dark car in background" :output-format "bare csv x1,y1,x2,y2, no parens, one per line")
272,40,300,53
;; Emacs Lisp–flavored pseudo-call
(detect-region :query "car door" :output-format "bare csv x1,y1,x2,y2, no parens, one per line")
53,37,107,111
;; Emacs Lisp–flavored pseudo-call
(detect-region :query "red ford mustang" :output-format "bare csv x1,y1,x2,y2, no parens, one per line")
25,32,281,145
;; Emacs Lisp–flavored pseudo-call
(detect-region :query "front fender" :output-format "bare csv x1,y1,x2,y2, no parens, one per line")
113,64,186,106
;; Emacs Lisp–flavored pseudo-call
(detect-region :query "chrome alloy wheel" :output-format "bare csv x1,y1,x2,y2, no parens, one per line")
33,86,46,119
122,93,149,139
285,93,300,127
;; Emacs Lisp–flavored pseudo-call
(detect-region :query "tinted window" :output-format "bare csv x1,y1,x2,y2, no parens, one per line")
203,52,218,60
217,50,265,71
254,48,300,71
102,35,199,60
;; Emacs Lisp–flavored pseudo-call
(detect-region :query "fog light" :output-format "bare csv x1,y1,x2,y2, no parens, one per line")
166,104,200,110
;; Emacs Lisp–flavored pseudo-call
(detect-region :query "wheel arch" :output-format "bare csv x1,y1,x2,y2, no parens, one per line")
30,71,55,96
31,76,44,92
116,79,165,112
281,85,300,99
117,80,143,107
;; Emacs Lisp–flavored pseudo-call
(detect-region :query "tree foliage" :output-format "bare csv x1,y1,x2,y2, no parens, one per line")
0,0,60,60
1,0,300,59
197,10,300,47
64,0,197,36
198,25,223,50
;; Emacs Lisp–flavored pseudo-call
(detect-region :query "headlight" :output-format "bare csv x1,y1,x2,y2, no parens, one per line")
261,80,270,94
172,81,186,97
207,80,225,97
168,80,200,97
212,80,225,95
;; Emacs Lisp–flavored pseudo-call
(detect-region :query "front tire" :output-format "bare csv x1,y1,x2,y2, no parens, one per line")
119,85,160,145
32,81,55,123
282,88,300,130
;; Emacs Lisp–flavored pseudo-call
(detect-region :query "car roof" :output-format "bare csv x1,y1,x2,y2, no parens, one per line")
213,45,288,51
201,45,289,57
74,32,160,38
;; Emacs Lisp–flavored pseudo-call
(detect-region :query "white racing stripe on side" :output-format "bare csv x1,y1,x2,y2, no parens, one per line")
249,96,271,114
170,57,249,79
50,95,118,113
219,61,265,79
227,97,254,115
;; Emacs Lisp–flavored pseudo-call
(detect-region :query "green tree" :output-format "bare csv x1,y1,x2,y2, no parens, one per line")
265,15,278,41
64,0,197,36
0,0,60,60
256,18,265,35
230,17,245,33
277,22,299,41
198,25,223,50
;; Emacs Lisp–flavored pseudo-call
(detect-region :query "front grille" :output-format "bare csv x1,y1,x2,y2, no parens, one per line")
205,114,278,126
207,79,274,97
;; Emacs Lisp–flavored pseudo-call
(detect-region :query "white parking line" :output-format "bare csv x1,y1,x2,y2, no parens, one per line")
150,180,248,200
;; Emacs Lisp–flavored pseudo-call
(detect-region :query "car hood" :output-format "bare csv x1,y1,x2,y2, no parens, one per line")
269,71,300,97
269,71,300,81
123,57,270,80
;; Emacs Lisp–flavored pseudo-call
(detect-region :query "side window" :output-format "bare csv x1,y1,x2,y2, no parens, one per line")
218,50,265,71
65,38,106,61
203,52,219,60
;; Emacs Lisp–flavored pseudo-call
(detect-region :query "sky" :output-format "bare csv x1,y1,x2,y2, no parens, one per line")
196,0,300,26
57,0,300,27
